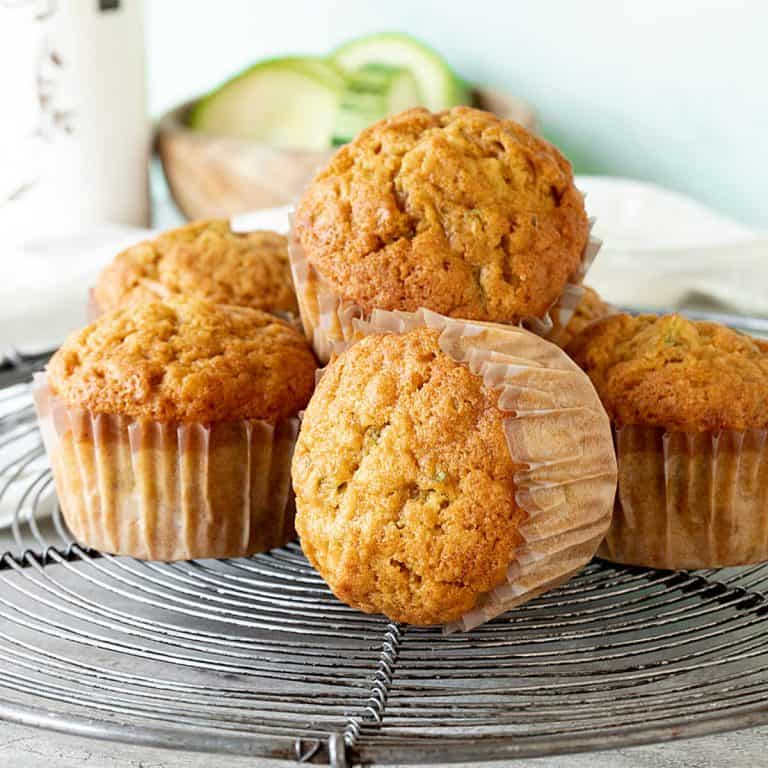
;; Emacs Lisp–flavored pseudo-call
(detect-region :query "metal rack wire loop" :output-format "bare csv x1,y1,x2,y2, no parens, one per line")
0,327,767,765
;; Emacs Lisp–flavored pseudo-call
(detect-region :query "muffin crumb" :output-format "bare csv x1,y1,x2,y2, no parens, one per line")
567,313,768,432
94,220,298,316
48,297,316,423
293,328,525,626
295,107,588,322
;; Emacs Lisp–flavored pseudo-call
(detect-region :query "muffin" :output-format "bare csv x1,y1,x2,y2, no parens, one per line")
92,219,298,319
291,106,600,362
34,297,316,560
567,313,768,569
293,309,617,629
549,285,614,348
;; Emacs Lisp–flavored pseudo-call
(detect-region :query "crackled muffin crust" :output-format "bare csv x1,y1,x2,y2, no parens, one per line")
567,313,768,432
295,106,588,323
293,328,525,626
94,220,298,315
48,297,316,424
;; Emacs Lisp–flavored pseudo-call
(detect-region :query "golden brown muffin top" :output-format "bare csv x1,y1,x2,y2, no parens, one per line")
94,220,298,316
567,313,768,432
48,297,316,423
295,106,588,322
293,328,525,626
565,285,612,338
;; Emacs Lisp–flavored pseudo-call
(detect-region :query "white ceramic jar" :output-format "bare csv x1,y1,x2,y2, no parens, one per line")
0,0,150,236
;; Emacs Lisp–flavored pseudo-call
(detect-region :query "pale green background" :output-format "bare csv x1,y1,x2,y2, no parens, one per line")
144,0,767,229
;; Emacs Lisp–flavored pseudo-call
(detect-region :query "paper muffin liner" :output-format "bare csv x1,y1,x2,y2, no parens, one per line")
329,308,617,632
33,373,299,561
288,211,602,364
545,296,620,350
601,425,768,569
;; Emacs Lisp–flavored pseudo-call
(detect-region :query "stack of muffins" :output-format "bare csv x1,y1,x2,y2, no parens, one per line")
36,222,317,560
35,106,767,632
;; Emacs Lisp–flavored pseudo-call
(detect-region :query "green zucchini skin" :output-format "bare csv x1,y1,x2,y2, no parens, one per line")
331,32,469,111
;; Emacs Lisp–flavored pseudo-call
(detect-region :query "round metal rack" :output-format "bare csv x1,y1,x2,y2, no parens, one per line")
0,342,767,766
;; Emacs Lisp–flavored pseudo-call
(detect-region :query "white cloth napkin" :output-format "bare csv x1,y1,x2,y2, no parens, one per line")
1,225,153,354
578,176,766,316
0,179,764,355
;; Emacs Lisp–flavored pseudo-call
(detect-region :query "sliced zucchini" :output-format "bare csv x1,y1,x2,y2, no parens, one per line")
331,32,469,111
190,57,345,150
332,63,422,145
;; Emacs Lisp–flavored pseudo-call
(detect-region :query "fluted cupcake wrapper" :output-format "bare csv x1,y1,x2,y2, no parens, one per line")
545,297,620,350
521,216,602,339
288,211,602,364
329,308,617,632
601,425,768,569
33,373,299,561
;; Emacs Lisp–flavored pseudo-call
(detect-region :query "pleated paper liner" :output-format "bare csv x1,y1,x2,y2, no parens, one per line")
330,308,617,632
521,217,602,340
33,373,299,561
288,211,602,364
545,295,620,350
602,425,768,569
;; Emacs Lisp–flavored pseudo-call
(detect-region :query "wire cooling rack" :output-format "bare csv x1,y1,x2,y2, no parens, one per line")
1,324,768,766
